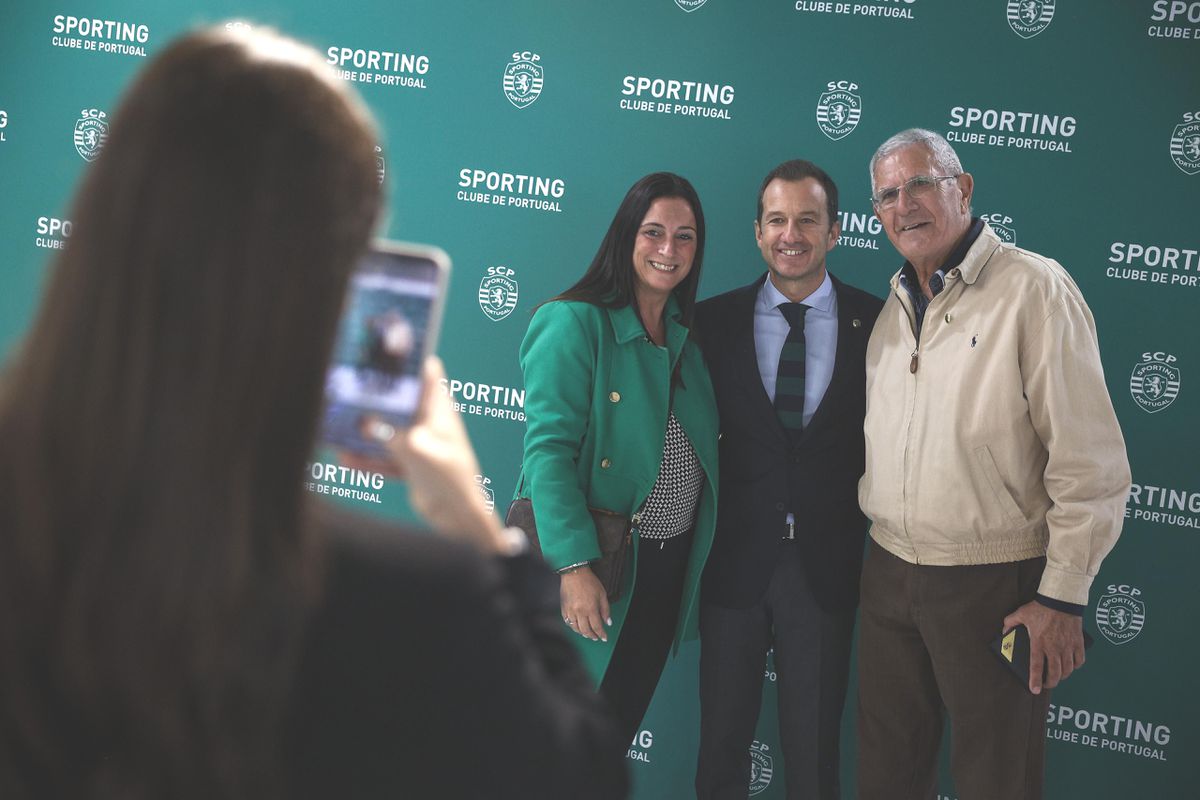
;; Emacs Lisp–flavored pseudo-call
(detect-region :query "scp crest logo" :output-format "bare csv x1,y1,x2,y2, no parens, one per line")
748,740,774,796
980,213,1017,245
1095,584,1145,645
478,266,520,321
1170,112,1200,175
1007,0,1055,39
1129,352,1180,414
816,81,861,141
503,51,544,109
73,108,108,162
475,474,495,513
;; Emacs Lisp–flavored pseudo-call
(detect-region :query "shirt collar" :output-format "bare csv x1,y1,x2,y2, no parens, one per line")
945,217,985,272
897,217,984,297
756,269,834,314
898,264,939,298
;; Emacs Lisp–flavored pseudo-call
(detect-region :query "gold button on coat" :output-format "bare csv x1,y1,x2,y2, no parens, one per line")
609,391,621,402
600,458,612,469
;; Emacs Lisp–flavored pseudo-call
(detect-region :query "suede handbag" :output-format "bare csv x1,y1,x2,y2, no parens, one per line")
504,498,632,602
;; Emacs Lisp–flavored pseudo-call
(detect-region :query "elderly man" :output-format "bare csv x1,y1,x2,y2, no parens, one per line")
856,129,1130,800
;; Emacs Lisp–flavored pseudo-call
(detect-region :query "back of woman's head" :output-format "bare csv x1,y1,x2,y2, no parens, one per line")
46,24,380,479
556,172,706,326
0,25,381,799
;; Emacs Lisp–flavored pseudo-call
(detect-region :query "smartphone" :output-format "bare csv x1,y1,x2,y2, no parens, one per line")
321,239,450,454
990,624,1094,691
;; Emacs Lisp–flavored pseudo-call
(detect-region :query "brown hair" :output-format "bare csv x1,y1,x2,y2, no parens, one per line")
0,25,380,798
756,159,839,227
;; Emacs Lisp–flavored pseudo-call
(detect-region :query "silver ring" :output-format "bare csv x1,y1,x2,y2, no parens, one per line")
369,421,397,442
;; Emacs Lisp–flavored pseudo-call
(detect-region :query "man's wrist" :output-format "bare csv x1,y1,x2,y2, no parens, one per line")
1036,593,1085,616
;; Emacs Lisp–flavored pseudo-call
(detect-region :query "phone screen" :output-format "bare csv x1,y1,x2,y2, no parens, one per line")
321,240,449,453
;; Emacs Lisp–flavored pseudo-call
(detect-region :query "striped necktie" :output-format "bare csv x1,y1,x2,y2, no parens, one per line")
775,302,808,436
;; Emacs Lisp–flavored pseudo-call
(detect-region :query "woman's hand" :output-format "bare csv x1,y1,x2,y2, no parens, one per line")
560,566,611,642
357,357,511,555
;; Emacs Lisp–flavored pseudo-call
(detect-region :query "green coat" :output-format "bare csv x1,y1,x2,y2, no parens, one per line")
516,298,719,684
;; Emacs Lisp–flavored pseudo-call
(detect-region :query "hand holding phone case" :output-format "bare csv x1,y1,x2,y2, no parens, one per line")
990,623,1094,691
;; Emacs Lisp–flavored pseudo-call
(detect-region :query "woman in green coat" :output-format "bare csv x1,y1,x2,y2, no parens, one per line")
516,173,719,744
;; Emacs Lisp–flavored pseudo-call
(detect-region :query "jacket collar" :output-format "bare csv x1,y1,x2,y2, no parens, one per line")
956,222,1004,286
889,221,1003,292
609,293,687,348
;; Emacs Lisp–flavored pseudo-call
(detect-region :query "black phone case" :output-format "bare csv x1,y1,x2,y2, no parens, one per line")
990,624,1094,691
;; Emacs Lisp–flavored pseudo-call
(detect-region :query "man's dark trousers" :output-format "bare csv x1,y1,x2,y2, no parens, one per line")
694,273,882,800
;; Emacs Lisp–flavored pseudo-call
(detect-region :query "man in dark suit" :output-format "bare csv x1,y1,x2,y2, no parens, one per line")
694,160,882,800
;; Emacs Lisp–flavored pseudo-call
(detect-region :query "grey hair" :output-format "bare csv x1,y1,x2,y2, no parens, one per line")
869,128,964,194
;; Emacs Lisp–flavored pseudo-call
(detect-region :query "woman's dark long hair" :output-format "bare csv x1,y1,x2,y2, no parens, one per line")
555,172,706,328
0,26,381,799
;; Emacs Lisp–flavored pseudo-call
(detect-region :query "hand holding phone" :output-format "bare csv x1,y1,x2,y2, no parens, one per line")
321,240,449,455
992,604,1094,694
338,357,513,555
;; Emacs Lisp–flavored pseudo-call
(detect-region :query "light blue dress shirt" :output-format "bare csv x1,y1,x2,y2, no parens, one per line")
754,271,838,429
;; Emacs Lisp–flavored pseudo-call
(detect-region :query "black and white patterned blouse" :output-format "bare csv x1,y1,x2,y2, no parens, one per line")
637,412,705,541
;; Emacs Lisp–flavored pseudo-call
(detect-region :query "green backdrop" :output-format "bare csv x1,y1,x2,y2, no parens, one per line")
2,2,1197,797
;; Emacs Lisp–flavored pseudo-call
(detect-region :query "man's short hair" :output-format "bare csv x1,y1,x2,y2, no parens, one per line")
756,159,839,227
869,128,964,194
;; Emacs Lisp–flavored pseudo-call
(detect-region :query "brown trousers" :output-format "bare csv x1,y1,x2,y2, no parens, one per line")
856,540,1050,800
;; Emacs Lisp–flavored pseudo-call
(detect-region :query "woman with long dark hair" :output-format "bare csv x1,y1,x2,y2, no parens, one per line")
0,25,625,799
515,172,720,743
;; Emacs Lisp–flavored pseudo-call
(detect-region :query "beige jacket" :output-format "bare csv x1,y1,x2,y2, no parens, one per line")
859,224,1130,605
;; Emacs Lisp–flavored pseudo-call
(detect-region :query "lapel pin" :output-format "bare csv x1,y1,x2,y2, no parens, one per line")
852,318,861,328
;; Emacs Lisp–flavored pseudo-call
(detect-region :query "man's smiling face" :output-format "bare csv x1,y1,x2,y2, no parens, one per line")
872,144,972,274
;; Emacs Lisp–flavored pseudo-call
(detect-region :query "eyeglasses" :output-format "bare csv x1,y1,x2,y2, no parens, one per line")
870,174,960,210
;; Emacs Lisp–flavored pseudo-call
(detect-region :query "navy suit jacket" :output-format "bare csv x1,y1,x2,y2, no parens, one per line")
695,272,883,611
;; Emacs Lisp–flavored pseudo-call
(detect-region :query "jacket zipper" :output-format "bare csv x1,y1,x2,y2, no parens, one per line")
893,284,920,545
898,277,955,558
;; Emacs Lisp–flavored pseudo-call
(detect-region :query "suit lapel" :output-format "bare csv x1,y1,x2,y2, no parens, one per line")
723,276,788,441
